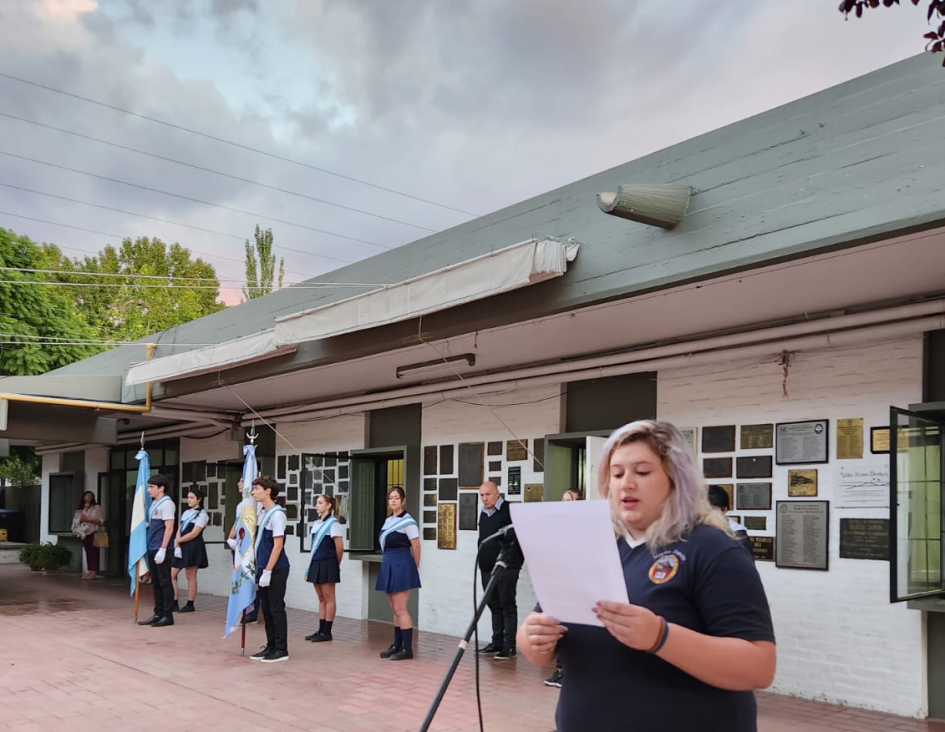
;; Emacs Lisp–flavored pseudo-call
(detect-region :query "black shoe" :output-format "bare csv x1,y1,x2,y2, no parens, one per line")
379,644,402,658
476,643,501,655
260,650,289,663
494,647,517,660
250,646,272,660
178,603,195,613
310,633,332,643
388,648,414,661
242,614,259,624
544,669,563,687
137,615,159,626
304,631,321,641
151,616,175,627
170,601,181,613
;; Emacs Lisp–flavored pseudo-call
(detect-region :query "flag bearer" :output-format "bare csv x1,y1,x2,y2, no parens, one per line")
250,476,290,663
137,475,176,627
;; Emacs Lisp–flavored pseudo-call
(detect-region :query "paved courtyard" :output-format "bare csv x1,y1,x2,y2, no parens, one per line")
1,564,943,732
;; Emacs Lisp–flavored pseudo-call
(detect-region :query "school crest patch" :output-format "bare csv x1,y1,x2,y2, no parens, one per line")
648,554,679,584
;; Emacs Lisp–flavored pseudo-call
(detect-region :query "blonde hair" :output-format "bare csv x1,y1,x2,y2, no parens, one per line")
597,420,729,550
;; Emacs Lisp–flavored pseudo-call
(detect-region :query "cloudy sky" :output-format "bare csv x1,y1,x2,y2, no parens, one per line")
0,0,926,303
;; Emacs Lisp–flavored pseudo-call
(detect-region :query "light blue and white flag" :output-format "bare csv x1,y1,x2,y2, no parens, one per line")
224,443,259,637
128,448,151,596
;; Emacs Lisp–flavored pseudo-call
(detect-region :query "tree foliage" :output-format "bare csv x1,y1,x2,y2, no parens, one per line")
0,449,39,488
242,225,284,301
49,236,226,342
840,0,945,63
0,228,101,375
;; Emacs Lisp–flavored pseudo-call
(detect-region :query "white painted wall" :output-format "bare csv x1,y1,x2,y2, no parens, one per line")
658,335,925,717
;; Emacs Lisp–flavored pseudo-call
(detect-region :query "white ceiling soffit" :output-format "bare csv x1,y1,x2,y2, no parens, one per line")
124,329,296,386
274,238,580,346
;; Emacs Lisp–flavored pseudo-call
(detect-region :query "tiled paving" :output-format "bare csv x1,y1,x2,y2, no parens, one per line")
1,564,943,732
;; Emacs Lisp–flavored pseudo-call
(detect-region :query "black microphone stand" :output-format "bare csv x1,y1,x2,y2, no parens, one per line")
418,537,516,732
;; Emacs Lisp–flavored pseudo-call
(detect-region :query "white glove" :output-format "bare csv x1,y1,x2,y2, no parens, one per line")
174,546,183,560
259,569,272,588
226,538,237,550
154,548,166,565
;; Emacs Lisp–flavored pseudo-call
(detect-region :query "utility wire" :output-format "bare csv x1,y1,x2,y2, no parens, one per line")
0,71,480,218
0,333,217,347
0,111,439,233
0,278,376,291
0,149,392,250
0,182,354,265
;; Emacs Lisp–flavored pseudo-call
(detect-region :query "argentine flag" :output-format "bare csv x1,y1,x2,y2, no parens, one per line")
224,443,259,637
128,449,151,595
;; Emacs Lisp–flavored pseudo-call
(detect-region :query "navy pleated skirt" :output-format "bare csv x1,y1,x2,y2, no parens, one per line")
172,538,209,569
375,547,421,593
306,555,341,584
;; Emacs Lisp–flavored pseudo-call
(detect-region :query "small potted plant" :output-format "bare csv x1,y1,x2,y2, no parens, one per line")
18,542,72,571
18,543,42,571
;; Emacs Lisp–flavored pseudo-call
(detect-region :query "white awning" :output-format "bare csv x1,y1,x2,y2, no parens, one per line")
274,238,579,345
124,330,296,386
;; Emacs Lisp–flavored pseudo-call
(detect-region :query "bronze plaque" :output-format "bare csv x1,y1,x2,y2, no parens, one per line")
489,461,502,472
787,469,818,497
458,443,484,488
423,510,437,525
439,444,454,474
423,527,436,541
703,457,733,479
750,536,775,562
740,423,774,450
487,441,503,456
424,445,438,476
524,483,544,502
506,439,528,462
736,455,772,479
438,478,458,501
836,418,864,460
423,493,438,507
424,478,437,492
437,503,456,550
533,438,545,473
744,516,767,531
736,483,772,511
776,500,829,570
459,493,479,531
702,425,736,453
839,518,889,560
870,427,890,455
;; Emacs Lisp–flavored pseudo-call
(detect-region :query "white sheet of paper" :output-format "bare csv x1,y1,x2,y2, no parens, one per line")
509,500,629,627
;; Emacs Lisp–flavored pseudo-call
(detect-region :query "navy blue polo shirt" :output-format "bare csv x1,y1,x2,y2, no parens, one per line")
553,525,775,732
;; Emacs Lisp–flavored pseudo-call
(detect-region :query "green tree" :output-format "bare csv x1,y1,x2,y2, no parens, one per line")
242,225,284,301
57,237,226,342
840,0,945,63
0,228,101,375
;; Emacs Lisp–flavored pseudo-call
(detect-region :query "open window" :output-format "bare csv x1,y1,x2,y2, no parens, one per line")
890,406,945,602
348,448,406,555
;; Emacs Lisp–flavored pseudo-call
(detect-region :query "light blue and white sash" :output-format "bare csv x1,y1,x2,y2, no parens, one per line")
149,495,172,523
379,514,417,551
254,505,287,552
309,516,338,557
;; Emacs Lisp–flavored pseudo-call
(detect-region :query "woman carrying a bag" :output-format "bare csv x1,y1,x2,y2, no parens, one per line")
72,491,105,580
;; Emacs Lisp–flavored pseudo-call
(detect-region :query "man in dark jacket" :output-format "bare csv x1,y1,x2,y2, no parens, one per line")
476,481,524,660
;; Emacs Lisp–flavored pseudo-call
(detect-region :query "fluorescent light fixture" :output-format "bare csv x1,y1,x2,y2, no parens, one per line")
395,353,476,380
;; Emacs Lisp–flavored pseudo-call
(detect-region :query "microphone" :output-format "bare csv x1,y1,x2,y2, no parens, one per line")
481,525,516,544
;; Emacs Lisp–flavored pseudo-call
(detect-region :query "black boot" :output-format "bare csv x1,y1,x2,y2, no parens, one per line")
178,601,195,613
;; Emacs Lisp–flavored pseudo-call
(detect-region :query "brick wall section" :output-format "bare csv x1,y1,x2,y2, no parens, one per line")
658,335,925,717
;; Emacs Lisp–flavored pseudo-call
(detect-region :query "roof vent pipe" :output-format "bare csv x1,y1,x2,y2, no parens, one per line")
596,184,692,230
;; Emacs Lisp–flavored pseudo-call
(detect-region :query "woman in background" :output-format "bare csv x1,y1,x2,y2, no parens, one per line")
73,491,104,580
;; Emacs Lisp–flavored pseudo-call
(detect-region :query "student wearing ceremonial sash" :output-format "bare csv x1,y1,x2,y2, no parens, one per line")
170,487,210,613
250,476,291,663
304,494,345,643
375,486,421,661
138,475,177,627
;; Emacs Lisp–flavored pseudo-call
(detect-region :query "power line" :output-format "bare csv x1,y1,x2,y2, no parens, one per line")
0,71,480,218
0,111,439,233
0,209,321,279
0,278,377,291
0,149,392,250
0,333,217,347
0,182,354,265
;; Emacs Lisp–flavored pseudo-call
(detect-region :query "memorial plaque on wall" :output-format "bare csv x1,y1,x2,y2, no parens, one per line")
736,482,771,510
533,437,545,473
459,493,479,531
839,518,890,560
736,455,773,479
703,457,733,479
458,443,484,488
507,466,522,496
424,493,438,507
424,446,438,476
423,510,437,525
438,478,458,501
740,423,774,450
870,427,890,455
836,418,864,460
506,439,528,462
702,425,736,453
776,500,829,570
525,483,544,502
437,503,457,549
744,516,767,531
439,445,454,475
489,461,502,473
787,469,818,497
487,441,503,456
751,536,775,562
423,527,436,541
424,478,437,492
776,420,828,465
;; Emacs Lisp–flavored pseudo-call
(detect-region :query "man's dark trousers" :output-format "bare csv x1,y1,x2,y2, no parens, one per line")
481,566,520,649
